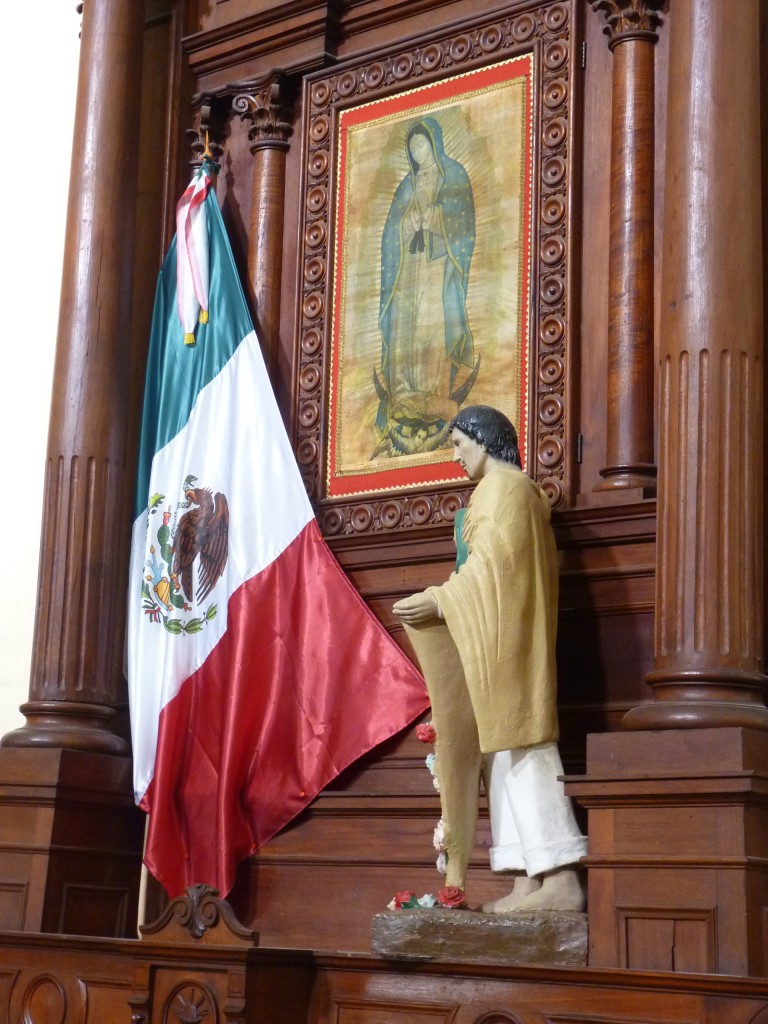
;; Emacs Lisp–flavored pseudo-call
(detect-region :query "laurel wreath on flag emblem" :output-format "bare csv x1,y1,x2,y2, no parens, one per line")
141,474,229,636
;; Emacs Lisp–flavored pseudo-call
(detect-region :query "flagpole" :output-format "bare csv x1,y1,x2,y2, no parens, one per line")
204,131,218,187
136,817,149,937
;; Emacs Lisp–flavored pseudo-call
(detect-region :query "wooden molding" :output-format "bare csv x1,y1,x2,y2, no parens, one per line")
140,884,256,947
186,93,227,171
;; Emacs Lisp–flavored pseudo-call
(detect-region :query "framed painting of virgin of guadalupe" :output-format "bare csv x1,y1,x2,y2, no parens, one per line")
331,58,533,497
295,3,579,536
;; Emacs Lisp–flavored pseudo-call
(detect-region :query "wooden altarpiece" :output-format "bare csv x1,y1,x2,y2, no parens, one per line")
0,0,765,1021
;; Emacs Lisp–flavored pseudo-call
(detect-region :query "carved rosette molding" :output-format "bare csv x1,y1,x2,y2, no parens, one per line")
231,71,294,151
588,0,662,46
168,982,217,1024
296,2,577,538
132,977,241,1024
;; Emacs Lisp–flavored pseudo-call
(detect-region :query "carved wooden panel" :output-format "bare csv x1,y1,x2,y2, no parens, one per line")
294,0,581,538
333,999,456,1024
569,729,768,977
18,974,70,1024
58,884,130,939
310,957,768,1024
0,884,27,931
617,906,717,974
2,936,768,1023
2,963,131,1024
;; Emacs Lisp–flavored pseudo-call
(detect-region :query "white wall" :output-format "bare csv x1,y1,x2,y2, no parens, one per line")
0,7,80,736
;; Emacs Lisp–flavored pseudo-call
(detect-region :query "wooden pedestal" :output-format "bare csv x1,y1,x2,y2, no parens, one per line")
566,728,768,976
0,748,144,937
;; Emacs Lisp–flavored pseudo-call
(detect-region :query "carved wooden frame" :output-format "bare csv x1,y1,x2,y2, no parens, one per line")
294,0,580,539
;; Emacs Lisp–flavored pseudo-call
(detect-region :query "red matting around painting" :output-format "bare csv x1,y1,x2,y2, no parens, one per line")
327,53,534,499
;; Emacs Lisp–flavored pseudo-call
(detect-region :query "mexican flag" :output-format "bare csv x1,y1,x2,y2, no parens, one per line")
127,159,428,898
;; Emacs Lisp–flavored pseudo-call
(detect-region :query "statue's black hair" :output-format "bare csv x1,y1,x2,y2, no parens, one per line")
450,405,521,467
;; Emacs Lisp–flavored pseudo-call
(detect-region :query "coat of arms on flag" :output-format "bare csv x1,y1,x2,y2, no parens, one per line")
140,475,227,636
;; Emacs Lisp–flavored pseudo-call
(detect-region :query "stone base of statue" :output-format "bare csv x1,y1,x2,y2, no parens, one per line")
371,908,587,967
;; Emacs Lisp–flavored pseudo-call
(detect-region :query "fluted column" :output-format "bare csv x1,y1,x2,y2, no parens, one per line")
624,0,767,729
233,74,294,381
2,0,145,753
590,0,660,494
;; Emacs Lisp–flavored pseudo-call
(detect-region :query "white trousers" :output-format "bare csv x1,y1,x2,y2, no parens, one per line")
483,742,587,877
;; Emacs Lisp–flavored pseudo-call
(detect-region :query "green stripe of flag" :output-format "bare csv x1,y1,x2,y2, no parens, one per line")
133,193,254,520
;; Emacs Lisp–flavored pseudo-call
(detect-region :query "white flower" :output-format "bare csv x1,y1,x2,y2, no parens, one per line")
387,898,396,910
433,818,446,851
417,893,437,908
424,752,439,792
436,852,448,874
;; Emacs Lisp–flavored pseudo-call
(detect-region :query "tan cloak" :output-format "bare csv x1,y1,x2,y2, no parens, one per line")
428,467,559,752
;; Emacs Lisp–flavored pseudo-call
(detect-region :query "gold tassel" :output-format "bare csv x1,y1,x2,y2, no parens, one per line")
184,332,196,346
199,309,209,325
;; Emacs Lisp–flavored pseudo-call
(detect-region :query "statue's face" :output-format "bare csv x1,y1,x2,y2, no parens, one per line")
451,428,488,481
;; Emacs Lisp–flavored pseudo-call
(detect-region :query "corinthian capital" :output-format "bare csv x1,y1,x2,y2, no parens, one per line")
588,0,663,46
232,72,294,152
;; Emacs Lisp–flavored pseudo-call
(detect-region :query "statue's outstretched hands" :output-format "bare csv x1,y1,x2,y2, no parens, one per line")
393,591,440,625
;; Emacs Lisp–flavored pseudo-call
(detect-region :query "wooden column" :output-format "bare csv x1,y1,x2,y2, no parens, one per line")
2,0,145,752
567,0,768,975
0,0,146,937
624,0,767,729
233,74,294,382
590,0,660,495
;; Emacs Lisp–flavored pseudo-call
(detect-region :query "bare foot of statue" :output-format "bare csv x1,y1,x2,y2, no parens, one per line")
480,873,542,914
511,867,585,913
